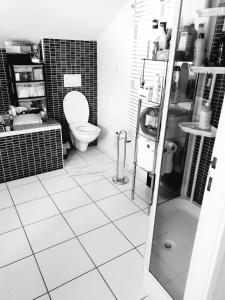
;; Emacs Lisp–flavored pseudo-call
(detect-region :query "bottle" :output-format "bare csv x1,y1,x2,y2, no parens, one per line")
198,101,212,130
166,28,172,50
152,74,162,103
197,23,205,36
217,19,225,66
184,25,193,60
158,22,167,50
4,117,11,132
151,20,159,59
177,25,192,54
189,23,197,61
180,63,189,99
193,33,206,66
171,66,181,103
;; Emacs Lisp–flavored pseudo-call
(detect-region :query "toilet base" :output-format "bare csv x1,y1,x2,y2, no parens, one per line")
75,140,88,152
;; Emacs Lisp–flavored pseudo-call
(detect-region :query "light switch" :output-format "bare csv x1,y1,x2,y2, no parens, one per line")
64,74,81,87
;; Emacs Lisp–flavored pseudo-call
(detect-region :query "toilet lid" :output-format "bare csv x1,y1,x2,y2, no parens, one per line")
63,91,89,125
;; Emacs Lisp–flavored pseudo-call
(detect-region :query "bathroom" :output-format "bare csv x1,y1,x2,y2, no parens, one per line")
0,0,225,299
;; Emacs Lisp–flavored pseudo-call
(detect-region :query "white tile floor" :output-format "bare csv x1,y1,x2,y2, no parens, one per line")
0,147,149,300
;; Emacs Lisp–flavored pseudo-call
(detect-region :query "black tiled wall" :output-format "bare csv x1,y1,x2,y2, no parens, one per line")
42,39,98,144
0,129,63,183
187,16,225,205
0,49,11,113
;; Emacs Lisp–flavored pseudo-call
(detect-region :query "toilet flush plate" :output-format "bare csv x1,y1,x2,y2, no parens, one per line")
64,74,81,87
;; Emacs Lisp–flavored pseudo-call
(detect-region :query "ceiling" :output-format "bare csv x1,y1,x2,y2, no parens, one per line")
0,0,130,47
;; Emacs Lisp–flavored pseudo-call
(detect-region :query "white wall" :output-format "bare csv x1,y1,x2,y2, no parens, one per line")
98,1,133,166
213,254,225,300
0,0,129,47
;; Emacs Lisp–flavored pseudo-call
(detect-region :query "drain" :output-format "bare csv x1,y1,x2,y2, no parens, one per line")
161,240,175,251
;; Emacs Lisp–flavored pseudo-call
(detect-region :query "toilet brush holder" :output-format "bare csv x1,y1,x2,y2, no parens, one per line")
112,130,129,185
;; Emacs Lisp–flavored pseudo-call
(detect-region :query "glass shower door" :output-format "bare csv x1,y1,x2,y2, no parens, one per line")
143,0,216,299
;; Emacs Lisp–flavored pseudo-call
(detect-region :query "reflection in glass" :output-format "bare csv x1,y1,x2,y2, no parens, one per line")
148,0,214,299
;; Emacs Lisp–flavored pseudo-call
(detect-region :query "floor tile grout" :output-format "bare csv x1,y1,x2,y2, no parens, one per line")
0,253,34,270
76,180,143,252
36,175,118,300
6,178,39,189
103,176,150,215
0,191,144,238
0,150,150,299
6,185,53,300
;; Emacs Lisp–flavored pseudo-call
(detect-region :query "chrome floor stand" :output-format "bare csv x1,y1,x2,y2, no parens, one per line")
112,130,129,185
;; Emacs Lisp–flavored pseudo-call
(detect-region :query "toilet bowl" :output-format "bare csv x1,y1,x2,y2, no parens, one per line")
63,91,101,152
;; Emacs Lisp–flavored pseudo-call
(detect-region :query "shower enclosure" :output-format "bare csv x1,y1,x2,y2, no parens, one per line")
143,0,225,299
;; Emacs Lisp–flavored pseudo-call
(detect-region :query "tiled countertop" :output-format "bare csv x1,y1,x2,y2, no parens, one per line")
0,119,61,137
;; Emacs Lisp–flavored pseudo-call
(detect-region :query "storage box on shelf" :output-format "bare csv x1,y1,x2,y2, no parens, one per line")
196,6,225,18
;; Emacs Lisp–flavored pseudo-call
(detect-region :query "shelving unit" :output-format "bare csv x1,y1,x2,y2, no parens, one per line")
180,62,222,202
9,63,47,114
190,66,225,74
131,59,168,207
179,122,217,138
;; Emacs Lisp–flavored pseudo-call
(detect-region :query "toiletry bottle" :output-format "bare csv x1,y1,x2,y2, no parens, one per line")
151,20,159,59
183,25,193,60
217,18,225,66
180,63,189,100
166,28,172,50
4,117,11,132
188,23,197,61
152,74,161,103
199,101,212,130
147,86,153,102
197,23,205,36
193,32,206,66
158,22,167,50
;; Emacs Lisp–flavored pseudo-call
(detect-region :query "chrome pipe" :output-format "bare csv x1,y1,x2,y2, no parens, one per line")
112,130,129,185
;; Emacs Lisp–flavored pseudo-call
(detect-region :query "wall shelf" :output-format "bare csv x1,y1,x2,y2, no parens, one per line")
141,58,168,63
16,80,44,83
18,96,46,101
179,122,217,138
196,7,225,17
190,66,225,74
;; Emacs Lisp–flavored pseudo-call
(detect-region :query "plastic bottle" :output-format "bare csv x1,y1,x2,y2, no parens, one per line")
158,22,167,50
193,33,206,66
197,23,205,35
152,74,162,103
198,101,212,130
171,66,181,103
189,23,197,61
151,20,159,59
217,19,225,66
166,28,172,50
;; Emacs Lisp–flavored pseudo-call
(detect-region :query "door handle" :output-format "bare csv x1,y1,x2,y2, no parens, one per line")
210,157,217,169
207,177,213,192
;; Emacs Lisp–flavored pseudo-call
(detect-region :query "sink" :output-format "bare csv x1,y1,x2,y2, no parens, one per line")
13,114,42,125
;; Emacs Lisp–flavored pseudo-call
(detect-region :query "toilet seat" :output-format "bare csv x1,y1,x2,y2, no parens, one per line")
63,91,89,125
70,123,100,135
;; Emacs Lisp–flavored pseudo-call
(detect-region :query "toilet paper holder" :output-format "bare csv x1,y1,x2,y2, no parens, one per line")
112,130,130,185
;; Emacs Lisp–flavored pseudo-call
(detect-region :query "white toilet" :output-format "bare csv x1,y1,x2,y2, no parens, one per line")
63,91,101,152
